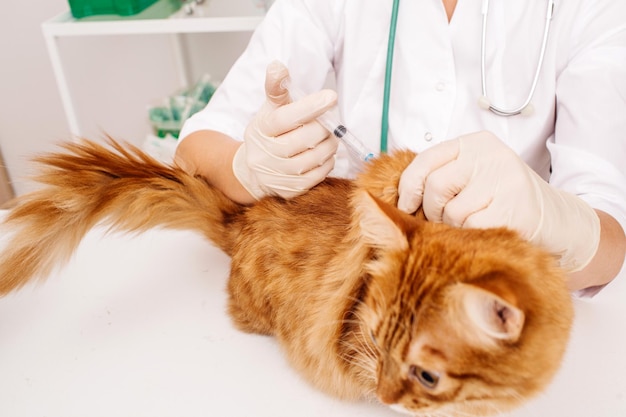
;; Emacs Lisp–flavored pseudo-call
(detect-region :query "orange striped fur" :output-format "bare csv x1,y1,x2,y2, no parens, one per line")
0,140,573,416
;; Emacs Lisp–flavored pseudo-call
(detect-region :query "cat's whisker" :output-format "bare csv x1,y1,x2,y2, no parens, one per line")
442,407,476,417
337,334,368,353
337,336,377,379
359,336,377,362
509,388,527,403
315,318,363,330
364,280,387,307
341,360,372,376
343,294,380,321
450,408,477,417
339,357,377,382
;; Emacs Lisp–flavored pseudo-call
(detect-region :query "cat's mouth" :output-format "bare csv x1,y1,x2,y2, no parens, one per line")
388,403,414,416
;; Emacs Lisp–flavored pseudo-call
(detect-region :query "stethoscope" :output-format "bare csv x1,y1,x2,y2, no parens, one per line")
380,0,556,153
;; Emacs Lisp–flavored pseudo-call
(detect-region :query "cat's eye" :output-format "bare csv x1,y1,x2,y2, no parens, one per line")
409,365,440,389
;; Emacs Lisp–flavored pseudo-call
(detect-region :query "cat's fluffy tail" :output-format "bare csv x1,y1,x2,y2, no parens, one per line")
0,138,244,296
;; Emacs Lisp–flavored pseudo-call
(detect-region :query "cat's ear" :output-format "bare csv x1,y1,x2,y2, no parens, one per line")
351,190,416,251
453,284,525,343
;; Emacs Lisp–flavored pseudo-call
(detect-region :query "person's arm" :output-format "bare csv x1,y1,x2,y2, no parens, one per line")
174,130,255,204
568,210,626,292
549,1,626,290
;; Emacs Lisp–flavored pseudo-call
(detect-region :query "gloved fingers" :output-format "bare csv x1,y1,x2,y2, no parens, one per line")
462,208,496,230
397,139,460,214
264,60,291,106
292,154,336,186
239,61,339,201
288,135,338,174
422,160,472,223
257,155,336,199
231,143,265,200
251,134,338,176
265,120,333,158
462,202,535,242
260,89,338,137
440,185,493,228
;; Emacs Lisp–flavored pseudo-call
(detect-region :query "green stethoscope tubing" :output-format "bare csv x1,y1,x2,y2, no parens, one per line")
380,0,400,154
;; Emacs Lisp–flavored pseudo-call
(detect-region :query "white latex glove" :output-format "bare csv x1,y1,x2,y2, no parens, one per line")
397,131,601,272
232,61,339,200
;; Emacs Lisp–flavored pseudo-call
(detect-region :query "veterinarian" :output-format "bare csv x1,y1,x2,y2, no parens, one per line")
175,0,626,295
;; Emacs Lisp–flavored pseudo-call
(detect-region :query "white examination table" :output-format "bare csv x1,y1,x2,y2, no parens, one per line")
0,215,624,417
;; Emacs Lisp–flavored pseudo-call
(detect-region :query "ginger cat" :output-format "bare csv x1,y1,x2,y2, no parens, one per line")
0,139,573,416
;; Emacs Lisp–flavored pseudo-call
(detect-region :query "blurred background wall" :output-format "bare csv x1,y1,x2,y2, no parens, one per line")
0,1,257,201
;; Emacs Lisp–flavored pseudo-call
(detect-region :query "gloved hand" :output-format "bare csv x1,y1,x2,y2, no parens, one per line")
397,131,601,272
232,61,339,200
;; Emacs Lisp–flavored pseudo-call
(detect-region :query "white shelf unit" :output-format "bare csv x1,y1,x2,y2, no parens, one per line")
42,0,265,137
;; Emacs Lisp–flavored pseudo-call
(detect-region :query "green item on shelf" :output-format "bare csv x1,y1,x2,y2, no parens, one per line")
148,74,217,139
68,0,181,20
148,107,179,138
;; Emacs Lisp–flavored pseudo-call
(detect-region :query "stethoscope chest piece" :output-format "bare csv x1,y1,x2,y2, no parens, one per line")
478,95,535,117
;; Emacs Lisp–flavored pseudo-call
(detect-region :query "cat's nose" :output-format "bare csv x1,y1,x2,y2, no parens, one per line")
376,376,408,405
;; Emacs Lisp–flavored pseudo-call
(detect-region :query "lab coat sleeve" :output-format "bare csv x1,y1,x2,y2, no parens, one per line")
550,0,626,239
178,0,345,143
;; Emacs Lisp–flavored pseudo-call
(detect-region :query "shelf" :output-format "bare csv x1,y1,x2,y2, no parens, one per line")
42,0,265,37
42,0,266,137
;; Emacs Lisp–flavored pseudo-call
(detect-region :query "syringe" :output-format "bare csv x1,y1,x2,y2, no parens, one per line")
280,79,375,162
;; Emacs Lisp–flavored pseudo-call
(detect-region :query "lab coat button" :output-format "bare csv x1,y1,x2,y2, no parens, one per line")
424,132,433,141
435,82,445,92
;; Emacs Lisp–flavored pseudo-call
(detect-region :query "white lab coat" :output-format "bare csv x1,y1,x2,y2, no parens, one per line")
180,0,626,236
